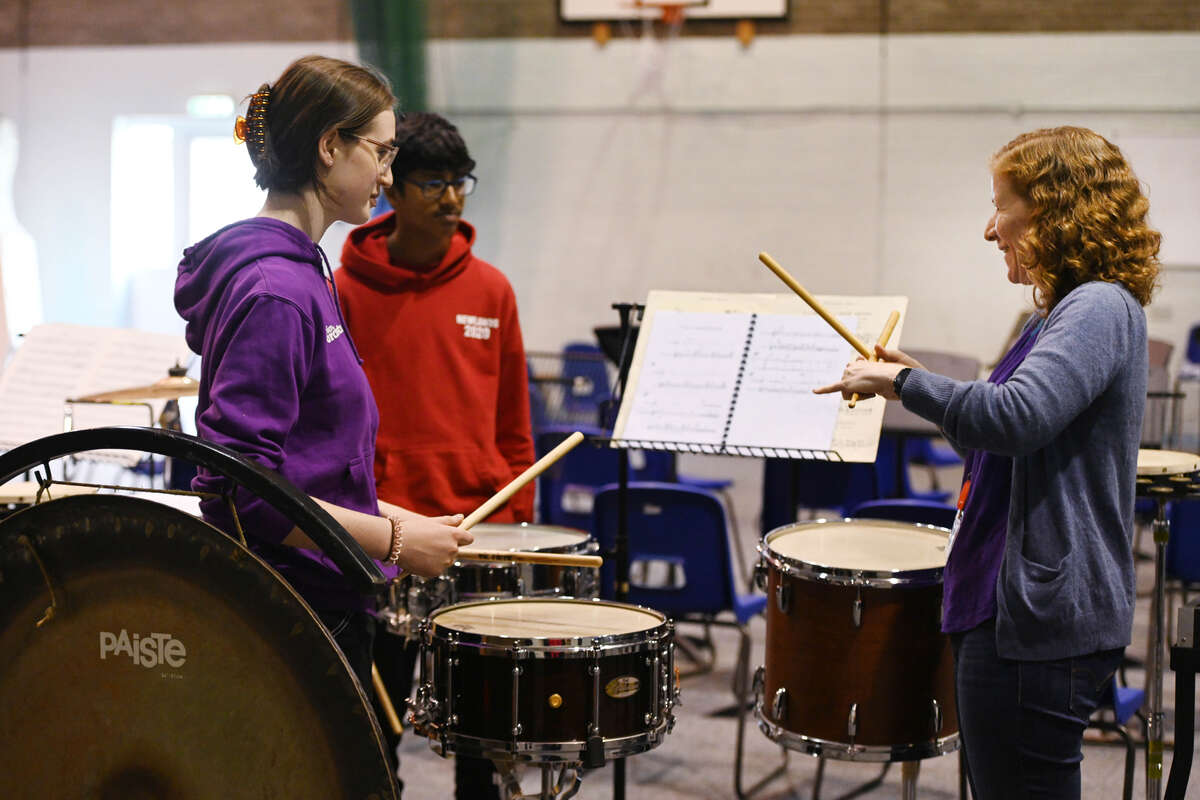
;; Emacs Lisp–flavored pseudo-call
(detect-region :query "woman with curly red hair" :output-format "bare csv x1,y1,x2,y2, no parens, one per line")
817,126,1160,798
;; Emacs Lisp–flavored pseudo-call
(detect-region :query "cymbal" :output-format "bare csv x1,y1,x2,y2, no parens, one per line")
75,373,199,403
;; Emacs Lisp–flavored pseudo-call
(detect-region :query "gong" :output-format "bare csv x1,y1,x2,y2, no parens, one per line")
0,493,396,799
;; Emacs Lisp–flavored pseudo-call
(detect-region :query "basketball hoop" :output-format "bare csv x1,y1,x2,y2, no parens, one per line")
628,0,707,24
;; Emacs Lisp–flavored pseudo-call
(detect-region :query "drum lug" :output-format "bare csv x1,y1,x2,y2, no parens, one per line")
847,702,858,740
772,687,788,721
511,648,525,743
852,588,863,628
754,559,768,591
931,698,942,735
775,583,791,615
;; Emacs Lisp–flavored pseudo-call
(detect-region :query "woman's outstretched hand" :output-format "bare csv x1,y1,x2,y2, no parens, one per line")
814,344,921,402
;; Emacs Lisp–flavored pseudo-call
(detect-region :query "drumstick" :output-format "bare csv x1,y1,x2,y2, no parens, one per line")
758,252,872,359
371,663,404,736
458,431,585,530
455,548,603,568
849,309,901,408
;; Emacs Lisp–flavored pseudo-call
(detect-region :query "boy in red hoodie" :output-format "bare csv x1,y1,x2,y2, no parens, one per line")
336,112,533,799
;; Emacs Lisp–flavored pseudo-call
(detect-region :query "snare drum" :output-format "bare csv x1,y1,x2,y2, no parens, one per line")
385,523,598,637
755,519,958,761
410,597,676,766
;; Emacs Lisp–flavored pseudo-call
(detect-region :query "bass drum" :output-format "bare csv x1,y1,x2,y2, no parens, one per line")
0,493,396,799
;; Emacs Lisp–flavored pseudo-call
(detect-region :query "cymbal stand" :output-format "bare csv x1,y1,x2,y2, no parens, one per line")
495,761,583,800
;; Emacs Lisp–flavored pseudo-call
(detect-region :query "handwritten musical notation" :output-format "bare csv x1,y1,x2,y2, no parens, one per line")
611,291,908,462
619,310,749,445
725,312,857,450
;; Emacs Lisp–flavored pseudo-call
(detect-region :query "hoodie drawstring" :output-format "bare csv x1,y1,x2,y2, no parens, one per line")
318,244,365,365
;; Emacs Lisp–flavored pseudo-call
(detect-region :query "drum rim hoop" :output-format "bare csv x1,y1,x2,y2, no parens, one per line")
753,704,961,762
432,725,670,761
428,596,669,649
760,520,947,587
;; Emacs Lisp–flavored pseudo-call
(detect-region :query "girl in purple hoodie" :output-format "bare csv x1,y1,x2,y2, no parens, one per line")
174,56,473,697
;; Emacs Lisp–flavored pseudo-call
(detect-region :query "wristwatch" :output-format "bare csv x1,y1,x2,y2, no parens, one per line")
893,367,912,397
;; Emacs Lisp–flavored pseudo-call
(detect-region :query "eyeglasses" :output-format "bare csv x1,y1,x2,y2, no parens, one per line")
341,131,399,171
406,174,478,200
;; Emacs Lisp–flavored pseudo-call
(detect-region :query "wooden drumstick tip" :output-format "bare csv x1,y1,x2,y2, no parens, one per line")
459,431,586,530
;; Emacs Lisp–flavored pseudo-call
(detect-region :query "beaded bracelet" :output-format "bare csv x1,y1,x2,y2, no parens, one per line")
385,516,404,565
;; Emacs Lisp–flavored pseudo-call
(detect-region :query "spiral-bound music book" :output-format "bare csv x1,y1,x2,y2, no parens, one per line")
611,290,908,462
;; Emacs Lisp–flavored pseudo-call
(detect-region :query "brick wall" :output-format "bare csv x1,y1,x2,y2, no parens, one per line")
1,0,1196,47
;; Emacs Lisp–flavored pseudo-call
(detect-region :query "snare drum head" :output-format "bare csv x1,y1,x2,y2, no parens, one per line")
766,519,948,573
468,523,590,553
432,597,663,640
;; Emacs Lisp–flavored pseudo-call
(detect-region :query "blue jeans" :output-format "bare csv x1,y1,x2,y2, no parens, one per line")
951,618,1121,800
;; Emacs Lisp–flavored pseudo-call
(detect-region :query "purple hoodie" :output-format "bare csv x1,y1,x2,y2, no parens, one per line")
175,217,384,612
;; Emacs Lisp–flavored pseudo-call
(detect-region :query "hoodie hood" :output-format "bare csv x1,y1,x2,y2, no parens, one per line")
340,211,475,290
175,218,324,354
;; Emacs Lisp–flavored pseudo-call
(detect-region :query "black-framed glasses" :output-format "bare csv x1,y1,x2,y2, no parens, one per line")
406,174,478,200
341,131,399,171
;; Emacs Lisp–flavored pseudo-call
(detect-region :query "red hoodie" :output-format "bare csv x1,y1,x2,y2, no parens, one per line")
336,214,535,522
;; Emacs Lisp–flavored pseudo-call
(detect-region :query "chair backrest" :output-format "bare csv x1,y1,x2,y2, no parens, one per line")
848,497,957,529
561,342,612,414
1187,323,1200,365
592,481,737,616
760,457,878,535
1167,498,1200,584
1143,338,1175,448
534,424,617,529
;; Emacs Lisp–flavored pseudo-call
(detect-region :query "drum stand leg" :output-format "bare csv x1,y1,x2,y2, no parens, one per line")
495,761,583,800
735,666,788,799
1146,498,1169,800
900,760,920,800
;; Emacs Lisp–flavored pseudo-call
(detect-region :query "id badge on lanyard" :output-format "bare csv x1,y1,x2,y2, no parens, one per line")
946,475,970,558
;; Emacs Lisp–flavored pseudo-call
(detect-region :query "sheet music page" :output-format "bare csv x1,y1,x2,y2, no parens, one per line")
618,310,751,445
724,312,858,451
612,291,908,461
0,323,193,458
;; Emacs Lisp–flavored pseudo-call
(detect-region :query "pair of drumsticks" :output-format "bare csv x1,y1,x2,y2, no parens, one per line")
758,252,901,408
454,251,898,571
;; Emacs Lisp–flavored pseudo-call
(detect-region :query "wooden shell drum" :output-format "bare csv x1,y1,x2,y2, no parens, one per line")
388,523,598,636
1136,448,1200,500
755,519,959,761
410,597,676,766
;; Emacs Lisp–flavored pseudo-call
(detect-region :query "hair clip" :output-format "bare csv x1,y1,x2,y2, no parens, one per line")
237,87,271,154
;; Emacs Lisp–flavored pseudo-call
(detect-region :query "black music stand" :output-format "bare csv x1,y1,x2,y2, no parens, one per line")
598,301,845,800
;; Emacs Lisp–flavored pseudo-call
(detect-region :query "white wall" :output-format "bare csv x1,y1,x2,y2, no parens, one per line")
1,33,1198,372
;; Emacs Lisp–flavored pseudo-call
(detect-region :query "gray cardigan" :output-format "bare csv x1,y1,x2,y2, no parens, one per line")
901,281,1147,660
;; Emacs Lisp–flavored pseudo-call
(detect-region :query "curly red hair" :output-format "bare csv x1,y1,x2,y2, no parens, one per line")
991,126,1161,312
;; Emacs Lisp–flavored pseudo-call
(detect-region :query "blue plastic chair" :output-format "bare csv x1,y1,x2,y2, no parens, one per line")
534,424,618,531
848,497,956,529
760,457,879,536
561,342,612,422
1087,675,1145,800
591,481,769,798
